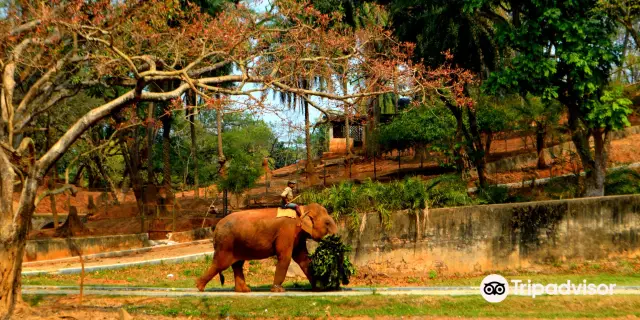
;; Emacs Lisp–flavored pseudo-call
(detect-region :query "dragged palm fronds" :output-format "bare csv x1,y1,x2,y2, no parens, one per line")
309,235,355,291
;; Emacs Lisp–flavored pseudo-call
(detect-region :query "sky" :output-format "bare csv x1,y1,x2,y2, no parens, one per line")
241,0,326,140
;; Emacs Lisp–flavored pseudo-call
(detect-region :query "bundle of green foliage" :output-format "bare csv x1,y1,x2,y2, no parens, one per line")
308,235,355,291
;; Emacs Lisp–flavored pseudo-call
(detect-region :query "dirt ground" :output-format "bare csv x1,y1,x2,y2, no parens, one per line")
13,298,192,320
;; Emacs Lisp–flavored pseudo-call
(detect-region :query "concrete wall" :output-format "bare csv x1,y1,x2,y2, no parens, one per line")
329,138,354,154
167,227,214,242
338,194,640,274
24,233,149,262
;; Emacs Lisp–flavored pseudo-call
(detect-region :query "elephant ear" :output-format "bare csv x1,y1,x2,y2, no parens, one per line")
300,206,314,234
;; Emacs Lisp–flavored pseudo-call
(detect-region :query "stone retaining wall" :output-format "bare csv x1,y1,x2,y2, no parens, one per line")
167,227,214,242
486,125,640,174
338,194,640,274
24,233,149,262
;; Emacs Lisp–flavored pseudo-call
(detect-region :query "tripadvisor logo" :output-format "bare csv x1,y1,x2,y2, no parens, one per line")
480,274,509,303
480,274,617,303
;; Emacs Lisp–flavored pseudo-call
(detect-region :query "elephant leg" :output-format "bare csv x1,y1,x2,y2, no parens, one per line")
271,252,292,293
232,260,251,293
292,247,312,281
196,252,233,292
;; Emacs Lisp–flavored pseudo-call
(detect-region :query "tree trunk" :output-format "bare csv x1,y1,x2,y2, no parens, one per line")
189,91,199,198
341,77,352,158
304,99,314,177
585,129,608,197
567,103,605,197
536,127,548,169
620,29,630,82
120,138,145,215
445,101,466,173
161,104,172,187
216,106,227,216
91,155,121,204
216,106,226,174
45,113,58,228
0,175,39,320
465,106,488,188
146,102,155,184
71,164,85,185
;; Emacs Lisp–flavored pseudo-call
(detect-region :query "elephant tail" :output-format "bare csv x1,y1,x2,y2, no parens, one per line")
220,272,225,286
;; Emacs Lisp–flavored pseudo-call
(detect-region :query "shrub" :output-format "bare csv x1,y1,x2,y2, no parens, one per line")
300,177,429,229
605,168,640,195
424,174,474,208
476,185,515,204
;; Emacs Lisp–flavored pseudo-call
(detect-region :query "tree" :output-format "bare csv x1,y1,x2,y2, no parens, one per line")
512,95,563,169
378,105,456,157
600,0,640,50
375,0,505,186
475,0,633,196
217,113,274,202
1,1,469,316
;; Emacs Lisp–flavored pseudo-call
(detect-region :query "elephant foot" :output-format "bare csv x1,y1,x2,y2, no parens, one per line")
270,284,286,293
235,285,251,293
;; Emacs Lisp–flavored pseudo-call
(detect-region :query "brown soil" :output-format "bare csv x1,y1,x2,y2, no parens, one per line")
14,297,192,320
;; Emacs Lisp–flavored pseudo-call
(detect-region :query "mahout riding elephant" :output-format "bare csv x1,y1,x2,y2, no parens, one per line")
196,203,338,292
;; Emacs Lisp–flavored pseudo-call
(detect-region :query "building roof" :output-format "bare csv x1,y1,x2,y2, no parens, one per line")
322,111,367,125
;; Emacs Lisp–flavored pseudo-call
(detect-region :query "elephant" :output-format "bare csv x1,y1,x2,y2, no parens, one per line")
195,203,338,293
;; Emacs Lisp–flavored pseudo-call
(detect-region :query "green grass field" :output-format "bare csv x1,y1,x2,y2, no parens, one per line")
22,294,640,318
22,257,640,289
21,257,640,318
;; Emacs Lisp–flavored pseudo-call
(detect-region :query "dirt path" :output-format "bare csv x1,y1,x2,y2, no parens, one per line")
23,241,213,273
